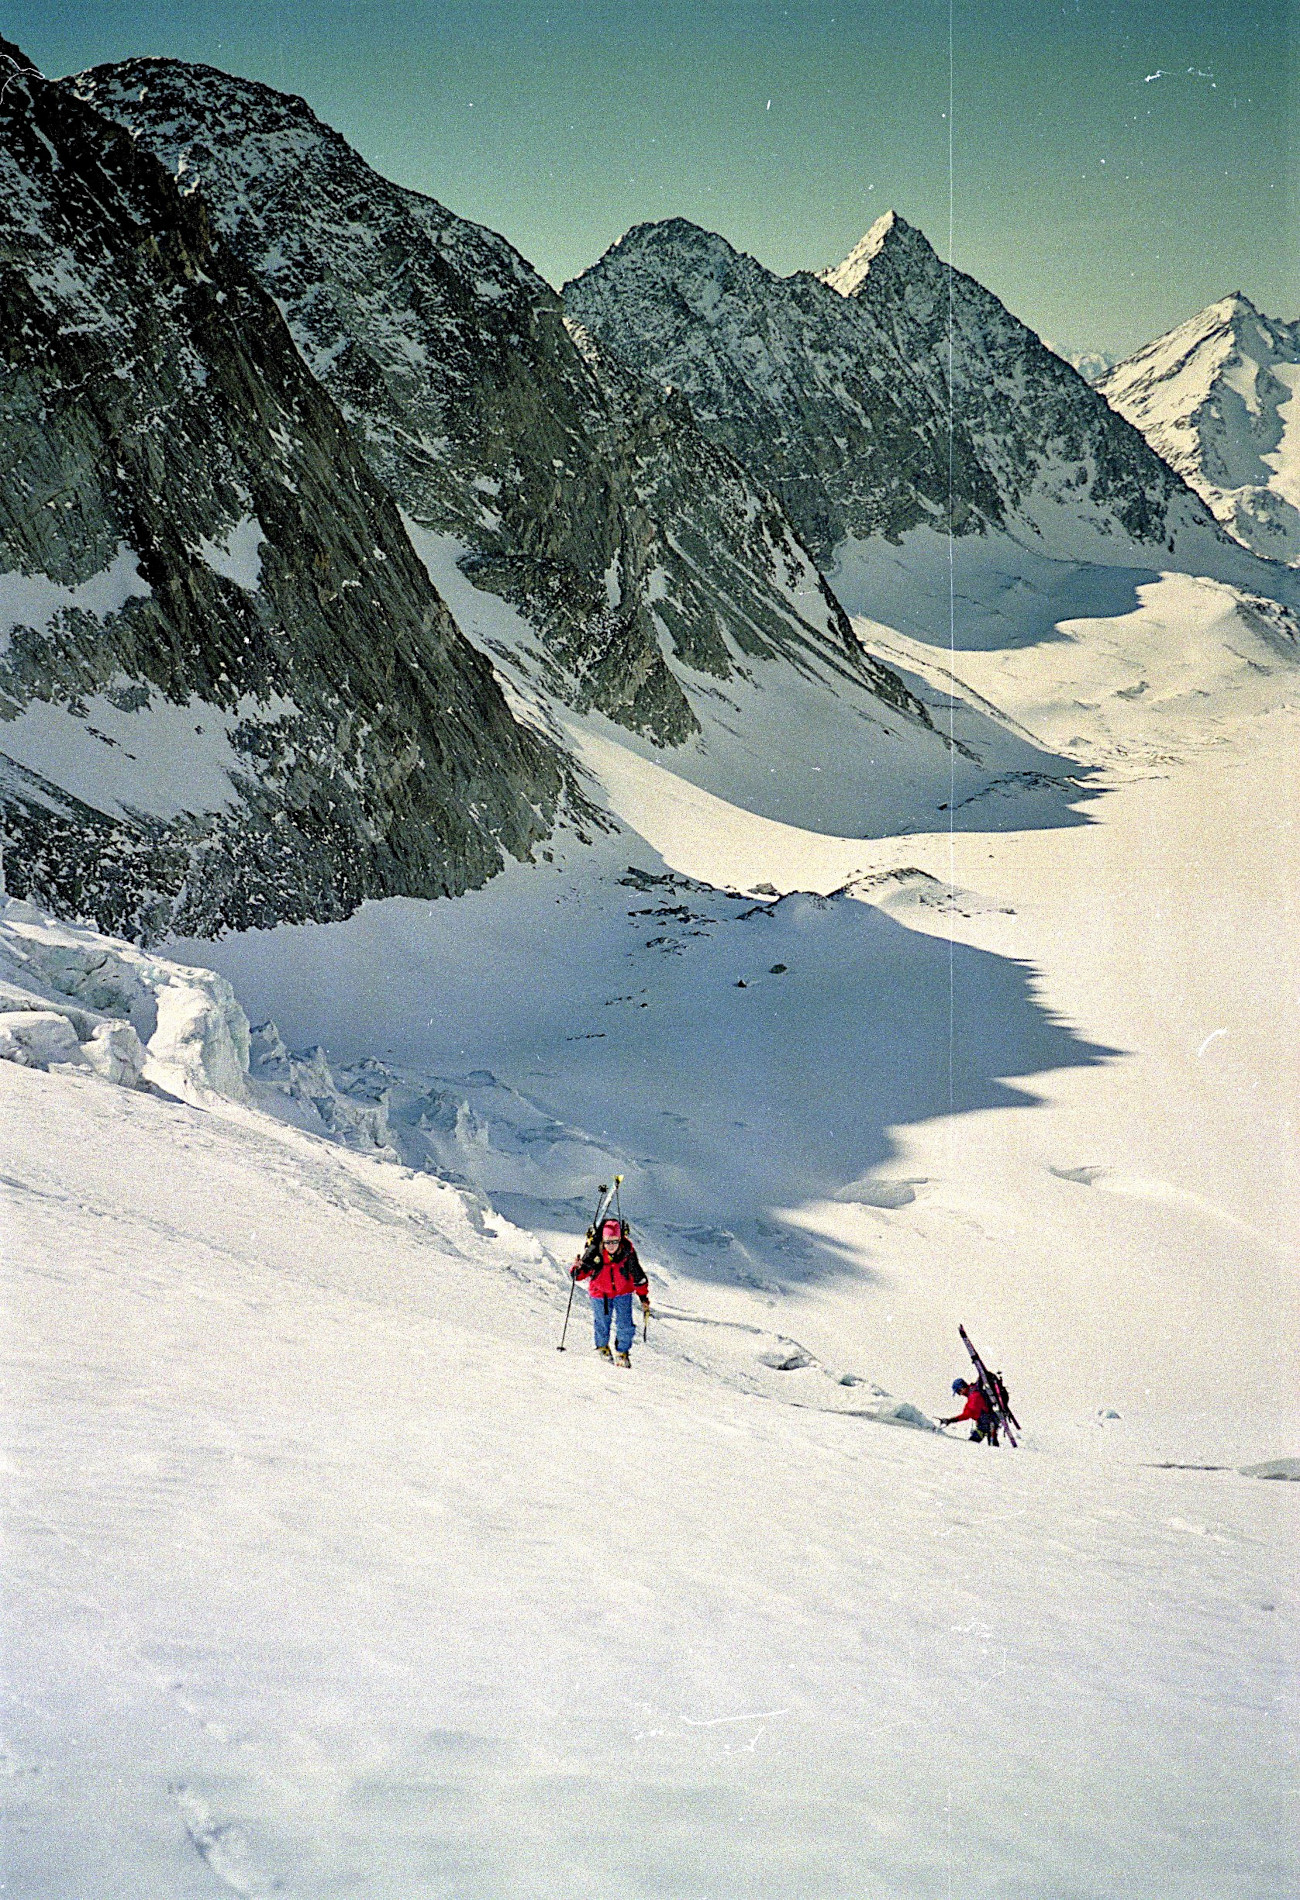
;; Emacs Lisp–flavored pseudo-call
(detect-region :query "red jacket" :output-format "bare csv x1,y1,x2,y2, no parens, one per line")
955,1386,989,1423
573,1238,649,1300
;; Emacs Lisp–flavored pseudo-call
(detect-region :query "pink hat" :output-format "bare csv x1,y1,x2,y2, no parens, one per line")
601,1218,622,1241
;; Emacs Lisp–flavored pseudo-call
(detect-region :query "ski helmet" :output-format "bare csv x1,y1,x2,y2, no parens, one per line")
952,1377,968,1394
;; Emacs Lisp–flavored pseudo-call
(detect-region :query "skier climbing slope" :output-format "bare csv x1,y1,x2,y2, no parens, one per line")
571,1215,651,1366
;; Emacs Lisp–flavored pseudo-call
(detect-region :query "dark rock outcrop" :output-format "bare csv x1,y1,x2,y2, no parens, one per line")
0,39,565,942
77,59,922,743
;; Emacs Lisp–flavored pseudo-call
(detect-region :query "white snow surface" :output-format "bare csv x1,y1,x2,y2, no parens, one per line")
0,689,295,819
195,513,266,590
6,523,1299,1893
817,208,900,296
1099,295,1300,565
0,543,151,658
4,1018,1294,1896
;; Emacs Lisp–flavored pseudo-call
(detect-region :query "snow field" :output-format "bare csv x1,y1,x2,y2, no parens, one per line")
2,1060,1294,1899
180,686,1300,1438
4,522,1299,1895
567,702,1300,1440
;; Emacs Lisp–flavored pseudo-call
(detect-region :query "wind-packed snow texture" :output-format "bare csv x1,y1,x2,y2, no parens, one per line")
3,40,1297,1900
1099,294,1300,565
4,683,1296,1895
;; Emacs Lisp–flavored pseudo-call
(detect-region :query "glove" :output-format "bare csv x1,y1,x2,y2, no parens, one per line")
639,1292,651,1310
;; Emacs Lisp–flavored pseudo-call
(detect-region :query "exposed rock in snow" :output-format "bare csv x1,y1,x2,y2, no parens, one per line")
0,39,563,942
1098,295,1300,565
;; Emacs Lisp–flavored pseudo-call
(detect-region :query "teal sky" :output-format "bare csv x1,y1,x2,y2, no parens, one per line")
8,1,1295,356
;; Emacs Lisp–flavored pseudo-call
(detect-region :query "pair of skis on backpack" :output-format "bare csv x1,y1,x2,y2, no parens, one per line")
954,1324,1021,1448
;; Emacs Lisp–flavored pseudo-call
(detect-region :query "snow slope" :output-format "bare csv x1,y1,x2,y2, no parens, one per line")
1098,295,1300,565
405,520,1089,839
3,1050,1294,1898
170,664,1299,1437
3,612,1297,1892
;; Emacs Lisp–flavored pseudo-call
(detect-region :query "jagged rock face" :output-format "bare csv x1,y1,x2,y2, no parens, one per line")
567,217,997,561
78,60,906,745
567,211,1215,565
0,40,563,943
1098,296,1300,566
562,320,926,723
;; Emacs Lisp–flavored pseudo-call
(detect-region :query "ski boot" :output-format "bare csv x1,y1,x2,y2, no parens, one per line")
615,1350,631,1368
596,1345,612,1360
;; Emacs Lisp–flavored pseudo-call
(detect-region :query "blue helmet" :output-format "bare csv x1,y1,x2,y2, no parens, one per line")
952,1377,968,1394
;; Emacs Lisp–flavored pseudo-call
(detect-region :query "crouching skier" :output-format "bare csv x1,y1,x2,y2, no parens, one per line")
571,1218,650,1367
939,1378,999,1445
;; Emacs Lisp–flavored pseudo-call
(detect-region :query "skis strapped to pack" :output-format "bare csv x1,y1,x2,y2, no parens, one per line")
581,1175,624,1257
958,1324,1020,1448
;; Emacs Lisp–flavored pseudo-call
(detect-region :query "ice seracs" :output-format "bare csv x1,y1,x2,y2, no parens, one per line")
1098,293,1300,565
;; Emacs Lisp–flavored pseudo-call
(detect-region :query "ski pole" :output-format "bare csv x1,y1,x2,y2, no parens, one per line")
557,1273,578,1351
559,1182,608,1351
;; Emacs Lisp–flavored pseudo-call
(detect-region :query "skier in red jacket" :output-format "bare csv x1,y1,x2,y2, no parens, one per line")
940,1377,999,1445
571,1218,650,1366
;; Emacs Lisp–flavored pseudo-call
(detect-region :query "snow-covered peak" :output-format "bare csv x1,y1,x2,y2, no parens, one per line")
612,216,737,260
80,63,916,752
818,209,936,297
1098,295,1300,564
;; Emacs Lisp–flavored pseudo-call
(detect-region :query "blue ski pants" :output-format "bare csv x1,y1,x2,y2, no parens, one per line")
593,1293,635,1354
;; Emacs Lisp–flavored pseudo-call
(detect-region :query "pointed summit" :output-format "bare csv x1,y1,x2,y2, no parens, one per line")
1098,293,1300,564
818,211,938,298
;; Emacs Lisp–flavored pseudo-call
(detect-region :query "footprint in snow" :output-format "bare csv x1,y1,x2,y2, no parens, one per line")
173,1784,281,1897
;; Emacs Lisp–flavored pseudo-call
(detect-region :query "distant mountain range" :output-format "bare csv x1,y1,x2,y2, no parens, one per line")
1098,295,1300,567
75,57,907,751
1,40,1294,941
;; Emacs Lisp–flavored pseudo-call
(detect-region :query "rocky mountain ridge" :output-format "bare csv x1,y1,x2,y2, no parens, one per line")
0,38,564,942
77,58,918,746
1098,294,1300,566
565,211,1224,572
